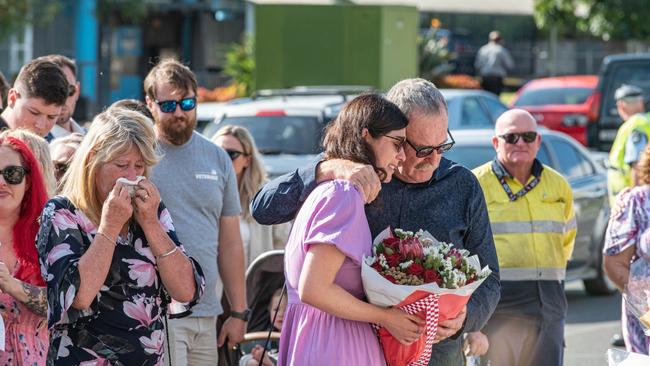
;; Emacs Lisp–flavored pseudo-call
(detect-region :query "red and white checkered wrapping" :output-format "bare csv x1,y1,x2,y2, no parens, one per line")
400,293,440,366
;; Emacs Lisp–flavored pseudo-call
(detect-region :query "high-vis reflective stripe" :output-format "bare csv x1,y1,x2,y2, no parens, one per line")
473,161,576,279
566,216,577,231
500,267,566,281
491,220,572,235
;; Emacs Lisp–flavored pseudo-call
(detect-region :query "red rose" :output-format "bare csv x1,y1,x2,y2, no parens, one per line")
385,253,401,268
405,263,425,277
424,269,442,284
371,261,383,272
383,237,400,249
384,274,397,284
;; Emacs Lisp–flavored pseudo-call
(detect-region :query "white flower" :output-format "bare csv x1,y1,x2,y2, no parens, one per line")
378,254,388,268
399,260,414,270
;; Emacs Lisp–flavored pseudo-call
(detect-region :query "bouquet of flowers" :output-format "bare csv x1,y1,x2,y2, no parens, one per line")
362,227,491,366
623,259,650,336
607,348,650,366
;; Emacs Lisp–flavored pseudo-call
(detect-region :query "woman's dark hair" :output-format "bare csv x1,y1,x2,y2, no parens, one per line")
323,93,408,181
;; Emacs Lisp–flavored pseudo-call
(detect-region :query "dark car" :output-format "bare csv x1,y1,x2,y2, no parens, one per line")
444,129,614,296
588,53,650,151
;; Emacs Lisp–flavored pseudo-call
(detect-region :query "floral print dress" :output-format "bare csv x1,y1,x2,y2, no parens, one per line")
0,271,48,365
36,196,205,366
604,186,650,354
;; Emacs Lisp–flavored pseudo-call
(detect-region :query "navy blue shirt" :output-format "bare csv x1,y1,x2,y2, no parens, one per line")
251,157,501,359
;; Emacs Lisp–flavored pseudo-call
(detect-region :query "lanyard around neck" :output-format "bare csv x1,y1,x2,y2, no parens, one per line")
494,170,541,202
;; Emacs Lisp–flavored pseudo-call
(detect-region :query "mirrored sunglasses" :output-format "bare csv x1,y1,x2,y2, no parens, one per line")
0,166,29,185
155,97,197,113
499,132,538,144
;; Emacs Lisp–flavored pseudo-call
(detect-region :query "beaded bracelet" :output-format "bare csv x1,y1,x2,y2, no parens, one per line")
156,246,178,261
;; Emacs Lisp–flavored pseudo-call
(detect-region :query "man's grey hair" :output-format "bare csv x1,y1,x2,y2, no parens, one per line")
386,78,447,118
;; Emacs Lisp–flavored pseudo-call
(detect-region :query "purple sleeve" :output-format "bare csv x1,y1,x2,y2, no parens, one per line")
302,181,371,264
604,188,639,256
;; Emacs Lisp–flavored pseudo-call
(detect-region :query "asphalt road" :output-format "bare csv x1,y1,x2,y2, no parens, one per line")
564,281,623,366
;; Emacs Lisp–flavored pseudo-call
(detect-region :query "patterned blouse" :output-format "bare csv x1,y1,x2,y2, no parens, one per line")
36,196,205,365
604,186,650,354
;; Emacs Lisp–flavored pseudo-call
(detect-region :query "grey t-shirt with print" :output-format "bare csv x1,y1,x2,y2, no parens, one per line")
151,131,241,317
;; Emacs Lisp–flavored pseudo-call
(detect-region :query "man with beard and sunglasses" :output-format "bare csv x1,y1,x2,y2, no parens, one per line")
471,109,576,366
144,59,246,365
251,78,500,366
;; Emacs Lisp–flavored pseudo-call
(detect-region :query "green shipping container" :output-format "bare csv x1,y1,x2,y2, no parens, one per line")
254,4,417,92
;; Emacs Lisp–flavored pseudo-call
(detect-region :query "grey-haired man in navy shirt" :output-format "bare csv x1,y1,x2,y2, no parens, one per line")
251,78,500,366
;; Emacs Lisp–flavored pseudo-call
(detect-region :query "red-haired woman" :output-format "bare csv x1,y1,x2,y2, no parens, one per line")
0,136,48,364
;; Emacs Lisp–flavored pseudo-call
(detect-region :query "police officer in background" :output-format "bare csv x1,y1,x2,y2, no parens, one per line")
607,84,650,205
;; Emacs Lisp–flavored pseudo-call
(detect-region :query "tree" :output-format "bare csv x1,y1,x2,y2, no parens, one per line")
418,28,455,82
534,0,650,40
224,35,255,97
0,0,61,42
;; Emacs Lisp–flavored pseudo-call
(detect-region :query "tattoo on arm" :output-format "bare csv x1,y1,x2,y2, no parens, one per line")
21,283,47,317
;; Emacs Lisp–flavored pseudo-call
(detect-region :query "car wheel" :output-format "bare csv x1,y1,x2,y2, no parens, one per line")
583,251,617,296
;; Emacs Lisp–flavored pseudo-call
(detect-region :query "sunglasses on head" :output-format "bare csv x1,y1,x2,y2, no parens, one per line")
154,97,197,113
498,132,538,144
0,166,29,185
406,129,455,158
225,149,246,161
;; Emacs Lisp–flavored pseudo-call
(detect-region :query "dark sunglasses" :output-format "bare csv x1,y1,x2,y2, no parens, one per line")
0,166,29,185
406,129,455,158
154,97,197,113
498,132,538,144
54,161,69,175
225,149,247,161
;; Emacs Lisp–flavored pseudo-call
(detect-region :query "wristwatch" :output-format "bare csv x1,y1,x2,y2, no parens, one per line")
230,309,251,321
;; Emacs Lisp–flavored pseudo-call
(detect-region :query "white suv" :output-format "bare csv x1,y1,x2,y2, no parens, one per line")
202,87,370,177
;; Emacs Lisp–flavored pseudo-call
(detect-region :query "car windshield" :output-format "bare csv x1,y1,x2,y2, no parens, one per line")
514,87,594,106
207,115,324,155
604,63,650,116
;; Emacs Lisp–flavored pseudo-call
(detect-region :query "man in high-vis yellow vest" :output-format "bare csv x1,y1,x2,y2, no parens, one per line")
471,109,576,366
607,84,650,205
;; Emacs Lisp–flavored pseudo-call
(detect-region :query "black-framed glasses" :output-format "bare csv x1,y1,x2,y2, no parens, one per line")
154,97,197,113
405,129,455,158
498,132,538,144
0,166,29,185
383,134,406,149
225,149,246,161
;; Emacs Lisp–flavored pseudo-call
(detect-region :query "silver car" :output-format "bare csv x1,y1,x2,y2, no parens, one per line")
444,129,614,296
